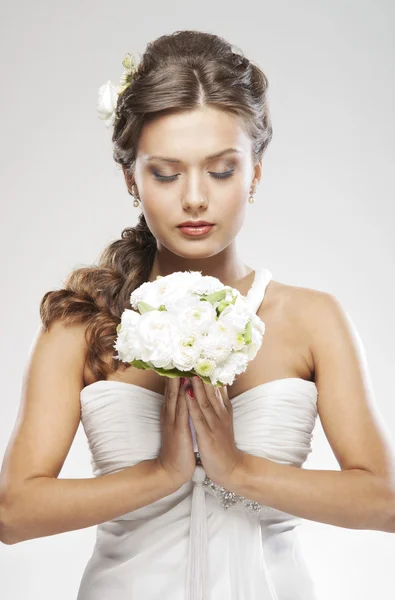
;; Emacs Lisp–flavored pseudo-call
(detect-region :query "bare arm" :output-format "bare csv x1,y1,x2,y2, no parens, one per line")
1,461,175,545
227,292,395,532
0,321,176,545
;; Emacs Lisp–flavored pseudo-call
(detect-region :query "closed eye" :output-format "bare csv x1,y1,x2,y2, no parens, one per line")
153,169,234,183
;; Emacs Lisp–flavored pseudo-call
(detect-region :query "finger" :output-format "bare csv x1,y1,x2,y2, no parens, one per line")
206,382,228,416
185,384,208,434
218,384,232,411
193,377,225,417
161,377,169,423
160,393,166,415
189,377,217,428
165,376,181,424
175,378,189,422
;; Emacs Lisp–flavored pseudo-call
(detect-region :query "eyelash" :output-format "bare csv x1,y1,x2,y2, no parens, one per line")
153,169,234,183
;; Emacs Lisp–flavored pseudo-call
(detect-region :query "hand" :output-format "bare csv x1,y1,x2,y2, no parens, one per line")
185,376,245,488
156,376,197,490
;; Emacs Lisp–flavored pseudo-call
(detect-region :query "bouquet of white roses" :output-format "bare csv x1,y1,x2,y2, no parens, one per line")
113,270,266,387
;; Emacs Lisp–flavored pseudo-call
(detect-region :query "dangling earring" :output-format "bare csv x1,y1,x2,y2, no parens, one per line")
131,185,140,207
248,190,255,204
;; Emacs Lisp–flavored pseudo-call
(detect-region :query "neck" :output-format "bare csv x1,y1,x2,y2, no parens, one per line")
148,245,254,292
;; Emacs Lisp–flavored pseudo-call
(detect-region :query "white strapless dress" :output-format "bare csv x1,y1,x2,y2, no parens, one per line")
77,268,319,600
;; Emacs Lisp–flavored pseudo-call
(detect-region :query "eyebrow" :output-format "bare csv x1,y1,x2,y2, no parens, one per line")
145,148,243,164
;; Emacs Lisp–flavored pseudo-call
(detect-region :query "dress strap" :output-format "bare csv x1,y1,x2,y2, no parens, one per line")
245,267,273,314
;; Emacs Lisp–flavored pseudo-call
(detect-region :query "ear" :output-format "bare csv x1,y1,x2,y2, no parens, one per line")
122,165,134,191
252,158,262,189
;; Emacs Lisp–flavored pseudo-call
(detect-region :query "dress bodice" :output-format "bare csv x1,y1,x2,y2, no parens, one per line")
80,377,317,510
77,268,319,600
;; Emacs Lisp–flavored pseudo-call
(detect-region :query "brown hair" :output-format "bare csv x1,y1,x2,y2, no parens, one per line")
39,30,273,381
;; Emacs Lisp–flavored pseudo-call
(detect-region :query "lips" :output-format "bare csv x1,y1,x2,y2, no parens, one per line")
178,224,214,237
177,222,214,227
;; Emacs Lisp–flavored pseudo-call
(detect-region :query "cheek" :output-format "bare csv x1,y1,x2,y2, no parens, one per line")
139,192,180,246
226,198,247,236
141,200,169,238
222,173,250,204
225,186,248,218
139,179,175,216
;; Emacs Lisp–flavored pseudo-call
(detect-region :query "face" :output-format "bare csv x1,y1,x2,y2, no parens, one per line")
124,105,261,263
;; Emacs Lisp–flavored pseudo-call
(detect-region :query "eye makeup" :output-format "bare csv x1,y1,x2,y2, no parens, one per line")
151,167,235,183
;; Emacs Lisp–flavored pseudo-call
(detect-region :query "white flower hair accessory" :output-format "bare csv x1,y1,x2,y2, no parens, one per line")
97,52,140,128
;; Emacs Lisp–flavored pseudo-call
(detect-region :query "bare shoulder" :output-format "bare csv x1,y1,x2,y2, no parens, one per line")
262,278,334,381
240,278,322,386
279,282,350,359
267,277,329,312
264,277,329,335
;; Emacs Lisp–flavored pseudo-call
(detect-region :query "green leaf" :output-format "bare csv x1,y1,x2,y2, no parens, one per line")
128,359,151,370
204,289,227,304
154,367,196,378
126,363,225,387
244,319,252,344
216,300,230,315
137,301,156,314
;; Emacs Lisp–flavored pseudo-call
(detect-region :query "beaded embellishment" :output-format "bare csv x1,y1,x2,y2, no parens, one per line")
202,475,267,512
195,452,277,514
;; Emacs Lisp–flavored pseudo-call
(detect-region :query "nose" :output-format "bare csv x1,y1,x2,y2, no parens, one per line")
181,175,209,211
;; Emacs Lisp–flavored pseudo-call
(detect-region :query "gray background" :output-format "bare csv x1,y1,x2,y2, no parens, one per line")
1,1,394,598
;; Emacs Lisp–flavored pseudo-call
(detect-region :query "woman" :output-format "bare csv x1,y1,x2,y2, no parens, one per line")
1,29,394,600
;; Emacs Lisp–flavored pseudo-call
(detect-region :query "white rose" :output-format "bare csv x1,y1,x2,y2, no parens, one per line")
129,281,155,309
194,357,216,379
120,308,140,328
251,313,266,336
137,310,178,367
165,294,201,315
177,301,216,336
114,309,142,362
97,80,120,128
230,329,247,352
228,349,249,375
200,321,234,363
233,294,251,311
172,333,202,371
191,275,224,296
150,272,202,311
210,363,235,386
246,324,265,360
164,271,202,288
218,303,251,333
130,273,199,312
211,350,248,385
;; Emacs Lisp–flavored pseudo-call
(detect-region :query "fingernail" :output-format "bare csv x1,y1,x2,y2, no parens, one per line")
181,377,186,385
187,387,194,398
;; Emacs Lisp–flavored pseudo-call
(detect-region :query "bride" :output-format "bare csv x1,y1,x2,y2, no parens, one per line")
1,29,395,600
